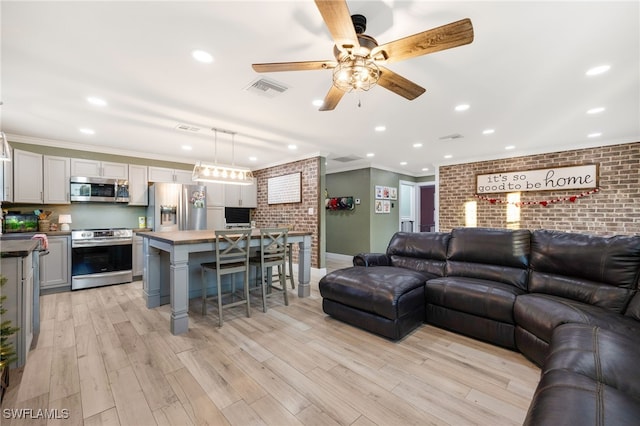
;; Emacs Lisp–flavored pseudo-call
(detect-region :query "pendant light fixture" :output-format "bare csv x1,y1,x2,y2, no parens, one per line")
192,128,254,185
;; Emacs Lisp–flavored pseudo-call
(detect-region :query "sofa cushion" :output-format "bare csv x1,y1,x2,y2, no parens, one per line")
319,266,432,321
624,291,640,321
426,277,526,323
523,369,640,426
529,230,640,311
446,227,531,290
514,293,640,344
386,231,450,276
544,323,640,400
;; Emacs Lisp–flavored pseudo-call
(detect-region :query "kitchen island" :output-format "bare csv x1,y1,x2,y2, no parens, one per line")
140,229,312,335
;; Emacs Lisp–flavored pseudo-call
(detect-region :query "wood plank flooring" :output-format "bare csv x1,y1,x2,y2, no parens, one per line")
2,254,540,425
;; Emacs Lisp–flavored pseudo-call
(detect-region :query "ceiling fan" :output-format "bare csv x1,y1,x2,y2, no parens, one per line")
252,0,474,111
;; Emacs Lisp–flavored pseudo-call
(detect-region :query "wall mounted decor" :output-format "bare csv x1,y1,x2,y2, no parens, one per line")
326,196,355,211
476,164,598,194
375,185,397,200
268,172,301,204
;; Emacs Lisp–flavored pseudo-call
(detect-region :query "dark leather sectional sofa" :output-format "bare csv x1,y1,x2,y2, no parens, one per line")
319,227,640,425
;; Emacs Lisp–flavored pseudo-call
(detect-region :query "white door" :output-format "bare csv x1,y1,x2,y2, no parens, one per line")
399,180,416,232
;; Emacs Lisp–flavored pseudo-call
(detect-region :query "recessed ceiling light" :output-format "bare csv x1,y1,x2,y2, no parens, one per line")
454,104,470,112
288,144,297,150
86,96,107,106
587,132,602,138
374,125,386,132
79,128,95,135
482,129,495,135
366,152,375,157
505,145,516,150
444,154,453,159
586,65,610,76
413,143,423,148
587,107,605,114
421,167,429,171
181,145,192,151
312,99,323,107
192,49,213,63
400,161,407,166
249,156,257,161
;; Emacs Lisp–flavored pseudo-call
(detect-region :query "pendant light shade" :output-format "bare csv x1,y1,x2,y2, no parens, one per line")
0,131,11,162
192,129,254,185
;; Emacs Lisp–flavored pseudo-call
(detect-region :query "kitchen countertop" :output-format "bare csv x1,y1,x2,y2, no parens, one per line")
0,239,40,257
139,229,311,245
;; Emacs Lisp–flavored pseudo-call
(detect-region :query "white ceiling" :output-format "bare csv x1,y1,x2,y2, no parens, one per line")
2,1,639,176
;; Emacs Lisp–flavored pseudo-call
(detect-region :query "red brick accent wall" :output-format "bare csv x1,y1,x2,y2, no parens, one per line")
252,157,321,268
439,142,640,235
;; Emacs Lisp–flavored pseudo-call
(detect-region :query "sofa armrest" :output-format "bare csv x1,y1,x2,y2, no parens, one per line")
353,253,390,267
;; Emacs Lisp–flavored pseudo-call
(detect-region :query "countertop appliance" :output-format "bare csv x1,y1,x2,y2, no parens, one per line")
147,182,207,232
71,228,133,290
70,176,130,203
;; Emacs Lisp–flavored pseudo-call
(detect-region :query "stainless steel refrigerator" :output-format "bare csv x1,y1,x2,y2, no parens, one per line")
147,183,207,232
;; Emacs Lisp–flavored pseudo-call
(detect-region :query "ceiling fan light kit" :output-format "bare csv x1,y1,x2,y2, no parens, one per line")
192,129,254,185
252,0,474,110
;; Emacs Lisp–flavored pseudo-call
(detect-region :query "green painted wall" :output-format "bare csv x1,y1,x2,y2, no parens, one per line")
326,168,435,255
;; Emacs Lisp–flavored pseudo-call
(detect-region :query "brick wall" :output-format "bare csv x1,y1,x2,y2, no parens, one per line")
439,142,640,235
252,157,321,267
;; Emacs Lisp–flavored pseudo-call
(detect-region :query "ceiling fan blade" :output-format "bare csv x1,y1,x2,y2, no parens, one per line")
319,85,345,111
373,18,474,64
252,61,337,73
314,0,360,51
377,67,426,100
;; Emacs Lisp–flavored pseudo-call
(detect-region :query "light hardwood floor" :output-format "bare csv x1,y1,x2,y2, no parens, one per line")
2,254,540,425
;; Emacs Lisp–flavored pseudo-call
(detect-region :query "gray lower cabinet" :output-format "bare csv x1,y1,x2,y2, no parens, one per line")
40,235,71,293
2,252,34,368
133,234,144,279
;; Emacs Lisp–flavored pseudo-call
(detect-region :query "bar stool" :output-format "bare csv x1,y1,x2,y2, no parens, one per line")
201,228,252,326
277,223,296,290
250,228,289,312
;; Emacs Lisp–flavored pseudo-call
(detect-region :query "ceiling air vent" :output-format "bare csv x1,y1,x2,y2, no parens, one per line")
332,155,362,162
246,77,289,98
175,124,201,133
438,133,464,141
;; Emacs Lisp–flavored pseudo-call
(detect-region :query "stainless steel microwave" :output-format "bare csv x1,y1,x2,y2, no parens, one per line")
70,176,129,203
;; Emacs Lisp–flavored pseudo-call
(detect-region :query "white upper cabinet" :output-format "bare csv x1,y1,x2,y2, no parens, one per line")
1,151,13,202
128,164,149,206
43,155,71,204
13,149,44,203
205,182,225,206
71,158,128,179
224,179,257,208
148,166,193,184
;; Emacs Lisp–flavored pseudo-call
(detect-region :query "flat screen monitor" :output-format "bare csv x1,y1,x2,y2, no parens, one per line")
225,207,251,227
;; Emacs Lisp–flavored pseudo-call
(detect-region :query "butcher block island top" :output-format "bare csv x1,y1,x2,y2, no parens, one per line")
139,228,313,335
138,229,312,245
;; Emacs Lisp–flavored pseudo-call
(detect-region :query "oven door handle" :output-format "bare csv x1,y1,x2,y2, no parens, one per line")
72,239,133,248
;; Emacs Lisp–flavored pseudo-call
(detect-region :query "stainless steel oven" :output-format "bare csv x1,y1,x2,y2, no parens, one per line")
71,228,133,290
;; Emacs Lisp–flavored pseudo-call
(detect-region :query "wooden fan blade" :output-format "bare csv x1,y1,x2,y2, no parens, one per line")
377,67,426,100
319,85,345,111
252,61,337,73
314,0,360,51
373,18,474,64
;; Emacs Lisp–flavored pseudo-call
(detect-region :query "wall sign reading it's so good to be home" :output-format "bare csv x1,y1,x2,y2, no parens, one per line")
476,164,598,194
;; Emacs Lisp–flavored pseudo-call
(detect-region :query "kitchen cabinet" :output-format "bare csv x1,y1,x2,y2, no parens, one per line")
43,155,71,204
13,149,44,203
205,182,225,206
148,166,193,184
1,250,34,368
39,236,71,292
224,179,257,208
0,149,12,202
133,234,144,278
206,206,225,230
71,158,128,179
12,150,72,204
128,164,148,206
